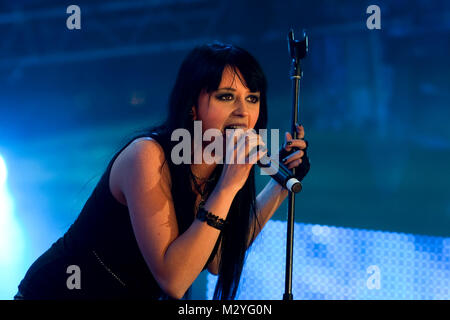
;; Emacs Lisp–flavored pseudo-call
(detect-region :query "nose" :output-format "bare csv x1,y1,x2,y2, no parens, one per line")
232,96,249,117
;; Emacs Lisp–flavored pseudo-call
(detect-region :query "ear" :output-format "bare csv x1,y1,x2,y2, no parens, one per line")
190,106,198,121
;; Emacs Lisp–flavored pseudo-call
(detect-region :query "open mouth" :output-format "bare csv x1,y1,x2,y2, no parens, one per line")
223,124,247,132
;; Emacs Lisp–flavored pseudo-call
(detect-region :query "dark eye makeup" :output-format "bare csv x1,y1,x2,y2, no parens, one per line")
215,92,260,103
246,95,259,103
216,93,234,101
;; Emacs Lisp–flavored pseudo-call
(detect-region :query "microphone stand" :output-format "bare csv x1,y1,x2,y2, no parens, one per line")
283,29,308,301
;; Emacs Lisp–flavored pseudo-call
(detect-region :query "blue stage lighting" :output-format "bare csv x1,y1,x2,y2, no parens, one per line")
0,154,26,299
207,221,450,300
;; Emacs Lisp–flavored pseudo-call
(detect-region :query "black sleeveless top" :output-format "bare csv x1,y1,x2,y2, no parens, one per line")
17,136,218,299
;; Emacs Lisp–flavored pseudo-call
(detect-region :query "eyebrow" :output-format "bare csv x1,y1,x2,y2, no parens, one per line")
216,87,260,94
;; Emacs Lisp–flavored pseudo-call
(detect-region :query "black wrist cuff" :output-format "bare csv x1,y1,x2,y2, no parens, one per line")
196,206,227,231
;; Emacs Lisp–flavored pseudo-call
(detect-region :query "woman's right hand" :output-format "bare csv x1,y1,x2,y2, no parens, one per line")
216,129,267,194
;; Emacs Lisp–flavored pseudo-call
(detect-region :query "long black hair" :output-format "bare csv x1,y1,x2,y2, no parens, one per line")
126,42,268,299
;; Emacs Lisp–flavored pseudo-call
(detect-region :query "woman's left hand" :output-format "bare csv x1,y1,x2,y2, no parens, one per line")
279,123,311,181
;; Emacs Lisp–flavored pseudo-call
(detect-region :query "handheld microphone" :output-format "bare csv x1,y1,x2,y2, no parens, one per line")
257,152,302,193
223,128,302,193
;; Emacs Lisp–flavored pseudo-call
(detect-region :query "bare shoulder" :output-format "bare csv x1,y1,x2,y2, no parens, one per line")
110,137,171,206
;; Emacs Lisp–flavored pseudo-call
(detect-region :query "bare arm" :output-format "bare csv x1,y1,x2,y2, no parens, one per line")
119,139,238,299
250,178,288,245
207,178,288,275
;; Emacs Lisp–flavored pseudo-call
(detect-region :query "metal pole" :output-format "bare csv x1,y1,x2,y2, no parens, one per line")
283,29,307,300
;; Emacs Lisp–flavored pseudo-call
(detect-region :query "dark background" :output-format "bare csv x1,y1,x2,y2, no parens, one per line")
0,0,449,298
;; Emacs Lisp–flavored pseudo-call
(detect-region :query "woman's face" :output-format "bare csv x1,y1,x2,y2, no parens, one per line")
192,66,261,134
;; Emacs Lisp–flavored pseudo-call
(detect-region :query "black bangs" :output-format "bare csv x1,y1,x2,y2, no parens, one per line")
193,43,267,95
231,57,267,94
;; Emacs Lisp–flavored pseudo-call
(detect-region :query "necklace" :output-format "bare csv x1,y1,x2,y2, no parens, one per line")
190,169,216,210
190,170,216,183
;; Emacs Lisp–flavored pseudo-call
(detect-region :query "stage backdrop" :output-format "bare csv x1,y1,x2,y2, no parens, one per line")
0,0,449,299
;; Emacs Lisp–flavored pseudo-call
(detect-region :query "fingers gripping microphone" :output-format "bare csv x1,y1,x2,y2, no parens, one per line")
228,130,302,193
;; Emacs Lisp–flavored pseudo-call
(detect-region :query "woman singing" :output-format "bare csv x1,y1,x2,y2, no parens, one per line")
16,42,310,300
